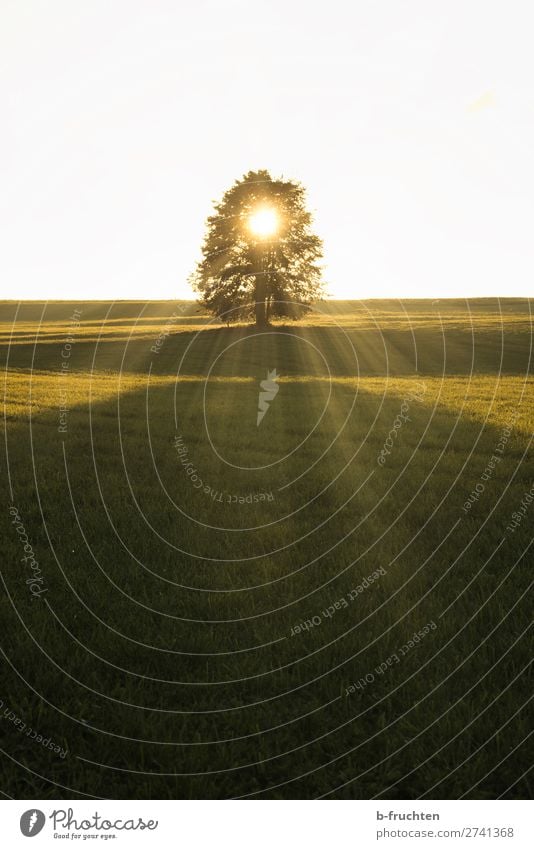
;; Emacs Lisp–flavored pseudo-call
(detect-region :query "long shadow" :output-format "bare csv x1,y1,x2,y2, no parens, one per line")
1,363,532,799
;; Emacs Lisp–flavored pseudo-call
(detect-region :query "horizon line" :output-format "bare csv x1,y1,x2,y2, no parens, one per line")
1,296,532,305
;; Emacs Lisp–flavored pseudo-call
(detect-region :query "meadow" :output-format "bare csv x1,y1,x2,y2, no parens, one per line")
1,298,532,799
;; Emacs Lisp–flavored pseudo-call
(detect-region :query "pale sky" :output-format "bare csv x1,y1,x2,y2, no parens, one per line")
2,0,534,300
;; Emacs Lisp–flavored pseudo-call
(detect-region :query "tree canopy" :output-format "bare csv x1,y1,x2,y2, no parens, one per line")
190,169,324,327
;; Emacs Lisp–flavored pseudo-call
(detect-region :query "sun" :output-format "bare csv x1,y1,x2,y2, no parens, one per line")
248,206,279,238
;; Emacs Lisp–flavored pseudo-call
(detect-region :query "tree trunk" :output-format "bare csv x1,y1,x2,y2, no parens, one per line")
254,245,269,328
254,275,267,328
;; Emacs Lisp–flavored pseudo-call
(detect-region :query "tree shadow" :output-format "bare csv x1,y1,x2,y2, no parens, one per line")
1,366,532,799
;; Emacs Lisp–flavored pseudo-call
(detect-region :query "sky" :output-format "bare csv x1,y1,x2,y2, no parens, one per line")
2,0,534,300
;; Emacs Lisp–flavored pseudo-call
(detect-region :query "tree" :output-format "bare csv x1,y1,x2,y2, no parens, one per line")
190,169,324,328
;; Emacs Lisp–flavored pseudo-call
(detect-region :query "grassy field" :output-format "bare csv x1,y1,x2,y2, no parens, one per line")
1,298,532,799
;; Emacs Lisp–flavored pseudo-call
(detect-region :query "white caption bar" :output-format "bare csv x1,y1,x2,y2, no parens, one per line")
1,799,531,848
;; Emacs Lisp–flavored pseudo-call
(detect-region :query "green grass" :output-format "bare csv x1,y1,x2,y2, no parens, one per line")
1,298,532,799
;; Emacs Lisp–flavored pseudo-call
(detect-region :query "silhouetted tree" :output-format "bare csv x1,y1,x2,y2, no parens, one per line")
190,170,324,327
